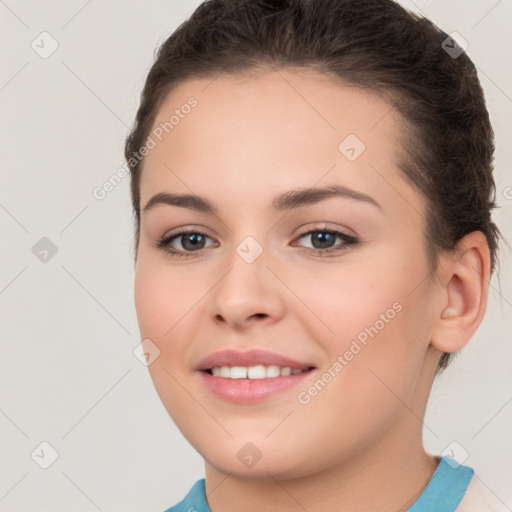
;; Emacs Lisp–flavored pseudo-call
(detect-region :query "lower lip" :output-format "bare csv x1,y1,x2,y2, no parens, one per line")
198,369,316,404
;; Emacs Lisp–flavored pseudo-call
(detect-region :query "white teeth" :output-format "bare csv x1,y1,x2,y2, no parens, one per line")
219,366,231,378
230,366,247,379
247,365,266,379
209,365,308,379
266,365,281,378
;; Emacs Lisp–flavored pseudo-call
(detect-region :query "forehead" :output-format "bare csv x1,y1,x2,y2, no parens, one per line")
139,68,419,218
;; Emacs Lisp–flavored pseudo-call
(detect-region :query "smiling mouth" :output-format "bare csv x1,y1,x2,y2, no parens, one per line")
203,365,316,379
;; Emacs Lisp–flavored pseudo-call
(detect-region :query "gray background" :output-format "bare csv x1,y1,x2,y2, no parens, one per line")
1,0,511,511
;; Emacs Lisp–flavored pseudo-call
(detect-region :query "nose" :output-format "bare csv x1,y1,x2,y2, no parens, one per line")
207,240,286,331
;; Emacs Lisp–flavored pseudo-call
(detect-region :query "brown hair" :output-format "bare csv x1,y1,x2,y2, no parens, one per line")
124,0,501,372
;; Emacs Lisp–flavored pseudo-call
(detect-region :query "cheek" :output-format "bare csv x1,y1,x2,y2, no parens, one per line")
292,245,433,410
288,255,416,357
134,261,204,435
133,258,204,418
134,258,200,347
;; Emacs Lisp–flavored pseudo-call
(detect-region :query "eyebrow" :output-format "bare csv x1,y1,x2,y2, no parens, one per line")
142,184,382,214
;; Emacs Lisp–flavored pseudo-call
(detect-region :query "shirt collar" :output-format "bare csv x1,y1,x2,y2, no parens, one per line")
170,455,473,512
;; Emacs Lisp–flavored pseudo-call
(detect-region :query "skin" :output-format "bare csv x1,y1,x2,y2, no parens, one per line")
133,67,490,511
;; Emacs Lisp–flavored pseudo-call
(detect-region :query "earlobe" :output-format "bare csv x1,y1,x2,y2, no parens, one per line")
430,231,491,354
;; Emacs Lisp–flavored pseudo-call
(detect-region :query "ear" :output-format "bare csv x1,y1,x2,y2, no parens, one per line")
430,231,491,354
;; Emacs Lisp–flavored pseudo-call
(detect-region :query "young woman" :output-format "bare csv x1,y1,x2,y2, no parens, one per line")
124,0,505,510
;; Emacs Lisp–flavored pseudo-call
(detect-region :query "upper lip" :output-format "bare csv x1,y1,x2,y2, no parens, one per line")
195,349,315,371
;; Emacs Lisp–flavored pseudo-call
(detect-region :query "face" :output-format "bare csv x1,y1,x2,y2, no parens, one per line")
134,68,441,479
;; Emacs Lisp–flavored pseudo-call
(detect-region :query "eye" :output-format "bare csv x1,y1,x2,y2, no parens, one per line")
155,228,217,257
291,227,359,256
155,226,359,258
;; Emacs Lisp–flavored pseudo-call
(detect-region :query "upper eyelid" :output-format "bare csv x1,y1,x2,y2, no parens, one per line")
296,224,354,237
161,225,213,239
163,223,352,239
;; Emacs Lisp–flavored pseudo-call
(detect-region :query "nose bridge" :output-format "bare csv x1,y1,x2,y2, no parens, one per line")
219,232,269,298
221,209,271,275
208,229,284,326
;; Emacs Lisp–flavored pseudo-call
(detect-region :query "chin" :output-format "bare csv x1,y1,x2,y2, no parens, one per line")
206,457,304,481
199,437,324,481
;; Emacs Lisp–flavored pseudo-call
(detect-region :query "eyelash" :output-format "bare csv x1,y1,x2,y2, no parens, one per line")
155,226,359,258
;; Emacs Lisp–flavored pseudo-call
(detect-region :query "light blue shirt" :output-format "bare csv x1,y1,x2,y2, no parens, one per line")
164,455,474,512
